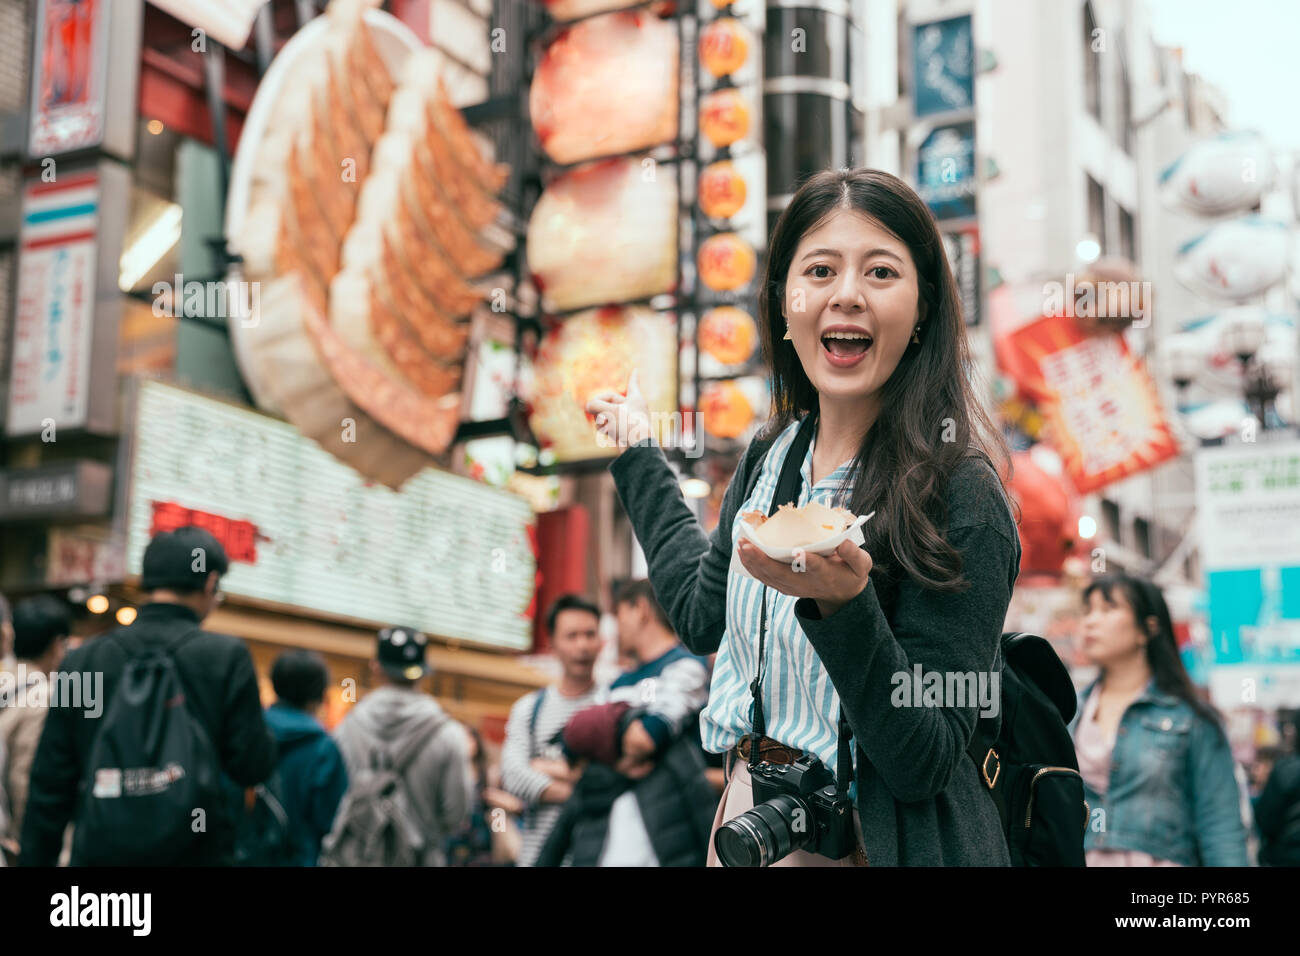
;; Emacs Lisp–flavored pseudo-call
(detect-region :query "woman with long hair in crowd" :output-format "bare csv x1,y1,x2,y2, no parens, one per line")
586,167,1019,866
1073,572,1247,866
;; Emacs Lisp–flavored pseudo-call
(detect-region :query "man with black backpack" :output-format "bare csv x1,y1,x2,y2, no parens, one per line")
20,526,276,866
323,626,472,866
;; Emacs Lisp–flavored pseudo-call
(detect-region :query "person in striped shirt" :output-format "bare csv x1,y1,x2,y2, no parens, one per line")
501,594,605,867
587,168,1020,866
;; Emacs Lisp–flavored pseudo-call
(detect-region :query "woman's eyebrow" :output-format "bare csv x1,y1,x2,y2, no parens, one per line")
800,247,905,264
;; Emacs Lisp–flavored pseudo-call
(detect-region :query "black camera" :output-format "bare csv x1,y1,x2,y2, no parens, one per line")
714,754,855,867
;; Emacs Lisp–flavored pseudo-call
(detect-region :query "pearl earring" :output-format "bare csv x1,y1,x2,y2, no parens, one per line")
911,325,921,345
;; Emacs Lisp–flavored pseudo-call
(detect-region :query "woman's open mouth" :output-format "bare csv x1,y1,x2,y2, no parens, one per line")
821,329,873,368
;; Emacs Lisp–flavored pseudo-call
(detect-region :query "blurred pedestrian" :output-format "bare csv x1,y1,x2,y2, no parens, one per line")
446,724,523,866
0,592,13,674
535,579,715,866
501,594,605,866
0,596,71,857
324,626,471,866
233,650,348,865
1070,572,1247,866
1256,710,1300,866
20,526,276,866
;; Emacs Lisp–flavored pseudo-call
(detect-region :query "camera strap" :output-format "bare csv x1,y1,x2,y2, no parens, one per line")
746,410,856,790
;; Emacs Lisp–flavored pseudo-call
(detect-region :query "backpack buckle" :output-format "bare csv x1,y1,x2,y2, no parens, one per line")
981,748,1000,789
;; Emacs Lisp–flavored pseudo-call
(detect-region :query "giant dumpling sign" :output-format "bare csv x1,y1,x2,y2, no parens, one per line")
526,156,678,313
529,9,679,166
528,307,677,463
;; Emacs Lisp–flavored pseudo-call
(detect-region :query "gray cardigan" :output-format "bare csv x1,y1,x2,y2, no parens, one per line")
608,433,1021,865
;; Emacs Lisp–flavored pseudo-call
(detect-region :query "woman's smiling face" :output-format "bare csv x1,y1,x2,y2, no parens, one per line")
782,208,921,404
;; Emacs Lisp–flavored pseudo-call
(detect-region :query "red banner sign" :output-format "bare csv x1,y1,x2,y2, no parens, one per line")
1004,314,1180,494
150,501,260,564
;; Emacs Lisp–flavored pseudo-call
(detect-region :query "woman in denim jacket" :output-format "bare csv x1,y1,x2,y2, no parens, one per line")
1070,573,1247,866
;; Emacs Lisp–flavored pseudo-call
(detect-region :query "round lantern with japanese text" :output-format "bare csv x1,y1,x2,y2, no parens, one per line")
700,18,750,77
699,159,747,219
700,88,750,148
698,305,758,365
698,232,756,291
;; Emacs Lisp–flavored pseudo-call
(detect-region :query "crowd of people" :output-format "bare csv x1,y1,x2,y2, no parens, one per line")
0,521,1295,867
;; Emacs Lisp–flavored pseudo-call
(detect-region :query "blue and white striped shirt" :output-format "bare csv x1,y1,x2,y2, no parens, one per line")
701,415,860,774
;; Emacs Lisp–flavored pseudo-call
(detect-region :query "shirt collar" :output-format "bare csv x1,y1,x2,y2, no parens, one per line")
136,602,202,625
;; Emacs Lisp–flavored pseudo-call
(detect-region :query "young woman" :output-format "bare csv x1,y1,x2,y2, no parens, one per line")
1072,573,1247,866
586,168,1019,866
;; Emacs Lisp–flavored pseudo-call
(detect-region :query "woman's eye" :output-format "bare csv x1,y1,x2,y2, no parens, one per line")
869,266,896,280
808,265,833,278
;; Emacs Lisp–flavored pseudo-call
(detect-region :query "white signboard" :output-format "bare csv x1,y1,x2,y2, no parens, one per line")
1195,441,1300,571
6,173,100,436
147,0,270,51
126,381,537,651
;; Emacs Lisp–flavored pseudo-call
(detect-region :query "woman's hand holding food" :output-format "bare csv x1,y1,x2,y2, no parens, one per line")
585,369,652,454
736,537,873,619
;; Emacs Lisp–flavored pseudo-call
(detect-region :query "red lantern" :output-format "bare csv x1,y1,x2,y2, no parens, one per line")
700,88,750,148
700,18,750,77
698,232,755,291
1002,447,1085,579
699,160,747,219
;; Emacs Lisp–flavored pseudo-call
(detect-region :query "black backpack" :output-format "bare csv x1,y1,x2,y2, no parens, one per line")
73,629,223,866
231,737,313,866
965,633,1088,866
743,415,1087,866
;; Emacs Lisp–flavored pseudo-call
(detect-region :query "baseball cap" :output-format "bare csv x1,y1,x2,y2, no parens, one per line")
141,526,230,592
377,625,431,681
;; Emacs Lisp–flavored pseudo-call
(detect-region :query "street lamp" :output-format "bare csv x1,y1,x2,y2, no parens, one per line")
1220,308,1267,364
1164,335,1205,393
1221,309,1285,430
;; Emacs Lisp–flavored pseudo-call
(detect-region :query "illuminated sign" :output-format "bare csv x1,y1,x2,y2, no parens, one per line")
126,381,537,651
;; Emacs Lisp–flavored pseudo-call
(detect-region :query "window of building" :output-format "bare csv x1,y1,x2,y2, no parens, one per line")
1101,498,1121,542
1118,50,1134,153
1088,175,1107,254
1134,516,1152,559
1118,205,1136,263
1083,3,1102,121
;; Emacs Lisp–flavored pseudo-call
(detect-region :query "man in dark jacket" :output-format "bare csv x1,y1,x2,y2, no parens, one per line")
1257,710,1300,866
262,650,348,865
20,526,276,866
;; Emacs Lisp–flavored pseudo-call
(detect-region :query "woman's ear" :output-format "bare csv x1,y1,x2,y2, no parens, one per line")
1144,615,1160,641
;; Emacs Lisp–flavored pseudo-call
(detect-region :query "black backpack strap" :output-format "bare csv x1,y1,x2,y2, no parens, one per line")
748,412,817,757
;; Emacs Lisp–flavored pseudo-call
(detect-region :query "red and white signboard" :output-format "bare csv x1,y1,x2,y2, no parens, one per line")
28,0,110,156
6,172,100,436
1004,313,1180,495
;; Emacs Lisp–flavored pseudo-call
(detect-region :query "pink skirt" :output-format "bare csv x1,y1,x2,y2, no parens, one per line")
705,756,869,867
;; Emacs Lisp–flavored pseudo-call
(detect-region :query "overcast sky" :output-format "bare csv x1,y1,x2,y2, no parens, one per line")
1146,0,1300,150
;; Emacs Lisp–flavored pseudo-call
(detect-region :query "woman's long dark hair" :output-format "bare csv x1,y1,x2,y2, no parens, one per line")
757,168,1009,591
1083,573,1224,732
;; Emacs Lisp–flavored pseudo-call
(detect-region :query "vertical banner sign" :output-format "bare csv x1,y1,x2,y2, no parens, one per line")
6,172,100,436
1195,442,1300,709
916,121,976,222
28,0,111,157
912,15,974,117
1005,312,1179,494
942,225,980,326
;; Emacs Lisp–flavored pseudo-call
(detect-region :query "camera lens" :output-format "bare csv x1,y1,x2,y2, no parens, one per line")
714,794,815,867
